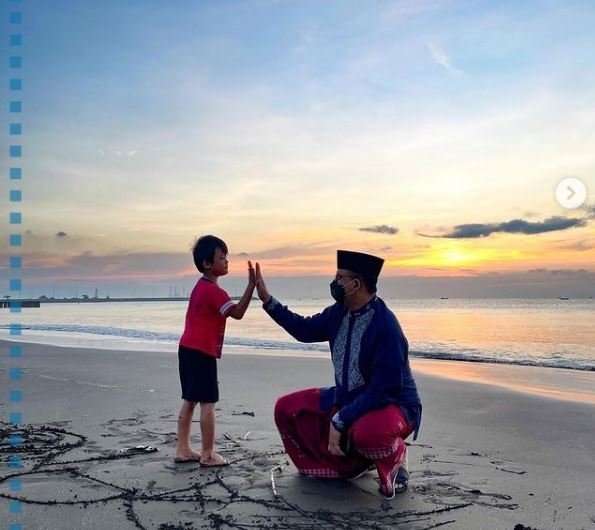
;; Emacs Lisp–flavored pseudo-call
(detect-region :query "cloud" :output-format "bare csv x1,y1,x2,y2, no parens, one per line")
358,224,399,235
97,148,137,158
383,0,451,22
528,268,589,276
426,41,463,75
2,244,593,298
245,244,336,260
428,266,480,274
418,216,588,239
582,204,595,219
523,211,540,218
0,251,192,281
56,231,67,237
556,239,594,252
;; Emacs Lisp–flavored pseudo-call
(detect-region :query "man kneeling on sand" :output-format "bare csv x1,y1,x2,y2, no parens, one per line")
255,251,422,499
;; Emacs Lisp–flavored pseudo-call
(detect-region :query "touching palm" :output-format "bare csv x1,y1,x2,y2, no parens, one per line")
255,263,271,303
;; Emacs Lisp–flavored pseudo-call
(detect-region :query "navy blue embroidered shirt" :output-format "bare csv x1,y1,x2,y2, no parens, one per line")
263,296,422,439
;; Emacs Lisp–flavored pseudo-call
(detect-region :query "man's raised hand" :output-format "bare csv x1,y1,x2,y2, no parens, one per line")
255,262,271,303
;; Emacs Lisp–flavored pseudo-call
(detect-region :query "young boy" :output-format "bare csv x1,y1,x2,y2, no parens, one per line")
175,235,255,467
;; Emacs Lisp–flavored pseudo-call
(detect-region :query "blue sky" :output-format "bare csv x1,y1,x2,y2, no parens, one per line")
2,0,595,297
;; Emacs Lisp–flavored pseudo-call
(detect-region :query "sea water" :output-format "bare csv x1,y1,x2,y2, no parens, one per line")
3,298,594,371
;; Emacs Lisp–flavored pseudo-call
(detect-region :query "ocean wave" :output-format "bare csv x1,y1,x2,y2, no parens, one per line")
409,349,595,372
1,323,328,352
2,323,593,372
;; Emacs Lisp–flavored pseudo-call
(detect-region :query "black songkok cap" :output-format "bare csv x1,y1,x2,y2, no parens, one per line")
337,250,384,278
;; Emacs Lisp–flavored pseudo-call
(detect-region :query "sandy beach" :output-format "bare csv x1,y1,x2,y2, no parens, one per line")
1,339,594,529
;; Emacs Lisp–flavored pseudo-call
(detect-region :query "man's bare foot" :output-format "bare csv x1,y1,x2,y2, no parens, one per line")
174,448,202,463
199,451,230,467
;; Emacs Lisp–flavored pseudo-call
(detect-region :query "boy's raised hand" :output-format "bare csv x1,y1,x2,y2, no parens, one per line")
255,262,271,303
247,260,256,287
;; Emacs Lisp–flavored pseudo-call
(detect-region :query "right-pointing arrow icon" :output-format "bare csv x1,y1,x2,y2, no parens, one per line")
556,178,587,209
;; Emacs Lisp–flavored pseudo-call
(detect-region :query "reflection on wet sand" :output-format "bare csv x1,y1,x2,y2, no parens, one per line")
412,358,595,404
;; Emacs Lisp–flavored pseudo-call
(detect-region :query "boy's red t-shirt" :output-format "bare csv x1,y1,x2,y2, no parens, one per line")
179,278,236,358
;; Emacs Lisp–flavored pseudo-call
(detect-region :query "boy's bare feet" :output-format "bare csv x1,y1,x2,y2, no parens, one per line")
174,448,202,463
199,451,230,467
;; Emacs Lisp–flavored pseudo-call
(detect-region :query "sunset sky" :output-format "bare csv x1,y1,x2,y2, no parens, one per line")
3,0,595,297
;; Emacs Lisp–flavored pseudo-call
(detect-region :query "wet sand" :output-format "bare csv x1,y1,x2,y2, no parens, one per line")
1,340,594,529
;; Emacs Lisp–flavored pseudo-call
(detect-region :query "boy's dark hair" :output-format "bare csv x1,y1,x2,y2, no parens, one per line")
357,274,378,294
192,235,228,273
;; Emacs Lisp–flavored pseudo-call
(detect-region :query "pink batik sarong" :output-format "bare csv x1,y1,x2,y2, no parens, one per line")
274,387,414,494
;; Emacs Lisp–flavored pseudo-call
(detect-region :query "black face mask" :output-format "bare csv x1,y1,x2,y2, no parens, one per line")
330,278,356,304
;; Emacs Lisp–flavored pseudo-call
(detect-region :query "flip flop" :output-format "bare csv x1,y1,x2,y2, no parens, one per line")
173,456,201,464
199,457,230,468
380,466,409,500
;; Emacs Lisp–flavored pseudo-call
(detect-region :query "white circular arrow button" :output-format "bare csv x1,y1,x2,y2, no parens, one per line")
555,177,587,209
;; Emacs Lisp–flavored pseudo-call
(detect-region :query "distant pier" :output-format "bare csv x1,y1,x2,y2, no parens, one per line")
0,300,40,308
0,296,254,307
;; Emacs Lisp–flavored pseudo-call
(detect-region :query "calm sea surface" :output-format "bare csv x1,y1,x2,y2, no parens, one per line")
3,298,594,371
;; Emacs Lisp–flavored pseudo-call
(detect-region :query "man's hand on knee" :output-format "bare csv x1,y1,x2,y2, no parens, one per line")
328,423,346,457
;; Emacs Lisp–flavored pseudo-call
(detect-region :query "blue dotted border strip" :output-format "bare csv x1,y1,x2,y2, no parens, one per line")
7,0,24,527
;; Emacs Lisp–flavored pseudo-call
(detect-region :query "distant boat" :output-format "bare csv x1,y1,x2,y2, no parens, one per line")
558,297,570,300
440,297,449,300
